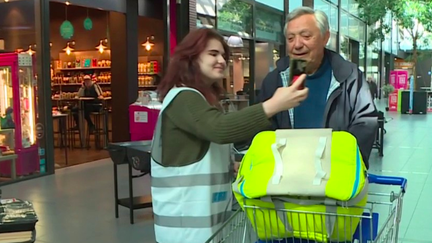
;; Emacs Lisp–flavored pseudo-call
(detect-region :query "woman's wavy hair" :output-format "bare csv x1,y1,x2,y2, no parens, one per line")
157,28,230,105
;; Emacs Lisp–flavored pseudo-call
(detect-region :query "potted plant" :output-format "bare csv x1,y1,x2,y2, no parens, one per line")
381,84,395,111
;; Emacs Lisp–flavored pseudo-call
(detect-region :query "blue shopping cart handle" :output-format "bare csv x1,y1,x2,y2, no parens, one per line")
368,174,407,193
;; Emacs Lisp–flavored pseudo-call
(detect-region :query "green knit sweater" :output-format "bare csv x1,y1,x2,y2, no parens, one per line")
160,90,272,167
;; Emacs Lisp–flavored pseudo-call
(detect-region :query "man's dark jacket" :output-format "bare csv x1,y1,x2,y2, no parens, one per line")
257,49,378,167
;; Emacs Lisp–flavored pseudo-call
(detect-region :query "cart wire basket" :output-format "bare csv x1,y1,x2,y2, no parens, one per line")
205,174,407,243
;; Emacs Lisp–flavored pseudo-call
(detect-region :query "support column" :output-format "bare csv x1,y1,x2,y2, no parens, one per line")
176,0,190,43
163,0,171,73
109,0,138,142
303,0,314,8
189,0,197,30
336,0,341,54
35,0,54,174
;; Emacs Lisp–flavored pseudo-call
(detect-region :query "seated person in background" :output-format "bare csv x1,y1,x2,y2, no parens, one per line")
72,75,104,132
1,107,15,129
257,7,378,167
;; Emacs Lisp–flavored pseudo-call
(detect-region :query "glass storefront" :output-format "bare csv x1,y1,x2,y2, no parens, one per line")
0,0,49,184
255,3,284,43
217,0,253,37
289,0,303,11
0,0,172,184
196,0,285,103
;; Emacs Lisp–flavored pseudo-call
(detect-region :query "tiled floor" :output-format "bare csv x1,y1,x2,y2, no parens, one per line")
2,101,432,243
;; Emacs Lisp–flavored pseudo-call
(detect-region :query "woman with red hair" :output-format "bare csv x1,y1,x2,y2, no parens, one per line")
151,28,308,243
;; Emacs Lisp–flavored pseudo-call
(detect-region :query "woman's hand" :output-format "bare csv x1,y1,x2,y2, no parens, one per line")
262,74,309,117
233,162,240,177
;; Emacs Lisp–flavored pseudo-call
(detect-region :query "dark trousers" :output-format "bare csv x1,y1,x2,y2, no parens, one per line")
71,103,102,128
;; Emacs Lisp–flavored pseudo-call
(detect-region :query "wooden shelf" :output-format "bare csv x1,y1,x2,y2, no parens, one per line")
52,83,111,86
138,73,158,75
59,67,111,71
138,85,157,88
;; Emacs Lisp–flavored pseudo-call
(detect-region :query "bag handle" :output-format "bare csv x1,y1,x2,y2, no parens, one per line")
270,138,286,185
314,137,327,185
271,136,328,186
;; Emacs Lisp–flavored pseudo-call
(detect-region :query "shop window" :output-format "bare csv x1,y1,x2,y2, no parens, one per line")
255,41,278,97
314,0,338,32
196,0,216,28
340,11,349,37
255,0,284,11
288,0,302,11
217,0,252,37
359,41,365,72
326,31,337,51
348,15,359,41
0,0,47,182
255,4,283,42
366,26,381,85
329,5,338,32
341,0,358,17
340,0,349,11
340,35,351,61
222,38,251,112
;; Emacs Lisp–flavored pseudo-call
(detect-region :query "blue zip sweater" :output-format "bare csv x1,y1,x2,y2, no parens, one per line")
294,57,332,128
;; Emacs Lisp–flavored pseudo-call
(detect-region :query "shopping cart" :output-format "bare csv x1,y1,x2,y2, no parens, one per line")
205,174,407,243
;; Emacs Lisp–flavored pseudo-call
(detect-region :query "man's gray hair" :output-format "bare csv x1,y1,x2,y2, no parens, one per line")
284,7,330,37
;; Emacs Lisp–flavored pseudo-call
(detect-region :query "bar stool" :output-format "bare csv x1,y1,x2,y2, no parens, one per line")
66,109,83,149
86,107,109,149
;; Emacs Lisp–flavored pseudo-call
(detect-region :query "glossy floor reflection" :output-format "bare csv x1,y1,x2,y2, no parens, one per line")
1,100,432,243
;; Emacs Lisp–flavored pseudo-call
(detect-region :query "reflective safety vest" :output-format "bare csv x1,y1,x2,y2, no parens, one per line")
151,87,233,243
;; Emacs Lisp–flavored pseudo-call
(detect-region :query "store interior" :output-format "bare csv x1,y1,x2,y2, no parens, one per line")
49,1,164,168
221,36,281,112
0,0,165,183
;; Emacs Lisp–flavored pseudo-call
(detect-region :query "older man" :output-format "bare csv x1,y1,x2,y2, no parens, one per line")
257,7,377,167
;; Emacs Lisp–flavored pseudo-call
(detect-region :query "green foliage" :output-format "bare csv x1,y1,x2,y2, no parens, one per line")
217,0,252,32
382,84,395,98
355,0,432,89
355,0,432,45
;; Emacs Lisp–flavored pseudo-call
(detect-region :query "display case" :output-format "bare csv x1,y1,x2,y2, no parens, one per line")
0,53,39,177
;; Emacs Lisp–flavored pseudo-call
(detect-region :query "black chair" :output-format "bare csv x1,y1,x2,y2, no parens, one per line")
66,109,83,149
86,106,109,149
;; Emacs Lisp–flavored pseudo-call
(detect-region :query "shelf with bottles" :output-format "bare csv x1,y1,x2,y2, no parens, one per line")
138,60,160,75
57,59,111,71
138,75,158,89
52,72,112,86
51,90,112,100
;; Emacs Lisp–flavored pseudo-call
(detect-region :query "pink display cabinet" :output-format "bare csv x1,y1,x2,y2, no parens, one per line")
129,104,160,141
389,70,409,90
0,53,39,177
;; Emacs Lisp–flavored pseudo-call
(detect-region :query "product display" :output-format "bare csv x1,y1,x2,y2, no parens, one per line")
0,53,39,177
129,91,161,141
61,58,111,69
138,61,159,74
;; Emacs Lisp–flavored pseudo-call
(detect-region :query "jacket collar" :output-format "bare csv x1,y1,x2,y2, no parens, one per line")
325,49,354,83
276,48,354,83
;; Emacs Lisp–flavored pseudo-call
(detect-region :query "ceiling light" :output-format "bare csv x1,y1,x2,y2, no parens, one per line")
142,36,154,51
26,45,35,56
63,42,74,55
96,39,107,54
227,36,243,48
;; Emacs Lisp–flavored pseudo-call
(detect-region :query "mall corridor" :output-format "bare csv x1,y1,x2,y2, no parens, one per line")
1,108,432,243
